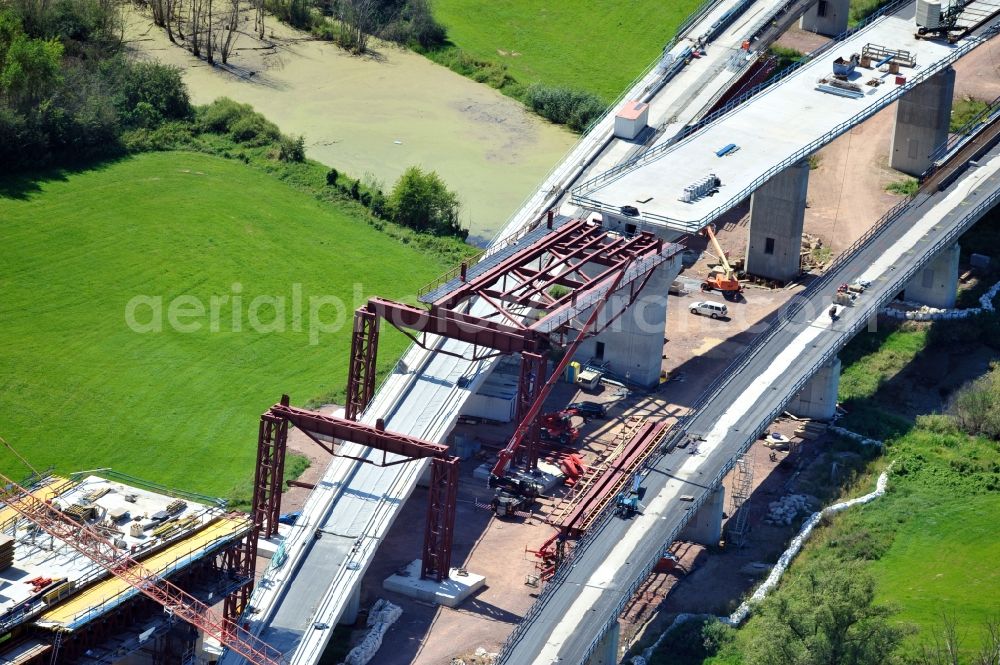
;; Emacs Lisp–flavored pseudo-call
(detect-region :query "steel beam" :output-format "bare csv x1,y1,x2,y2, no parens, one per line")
345,308,380,421
264,400,459,582
421,457,459,582
516,352,548,470
268,402,448,460
367,298,540,354
254,406,289,540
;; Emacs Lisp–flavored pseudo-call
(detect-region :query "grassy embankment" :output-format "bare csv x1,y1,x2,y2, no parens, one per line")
424,0,703,129
0,151,470,505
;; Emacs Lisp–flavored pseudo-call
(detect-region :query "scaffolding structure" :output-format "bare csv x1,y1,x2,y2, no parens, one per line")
344,216,682,476
726,449,755,547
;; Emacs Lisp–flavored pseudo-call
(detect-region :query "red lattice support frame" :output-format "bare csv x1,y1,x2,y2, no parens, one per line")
0,475,281,665
517,352,548,470
255,405,289,540
345,309,380,421
422,456,459,582
222,535,255,624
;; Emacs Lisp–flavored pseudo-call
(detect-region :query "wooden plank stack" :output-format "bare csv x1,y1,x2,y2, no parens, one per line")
0,534,15,572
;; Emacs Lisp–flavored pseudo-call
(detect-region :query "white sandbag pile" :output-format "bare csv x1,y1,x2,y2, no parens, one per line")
341,599,403,665
829,425,884,448
883,279,1000,321
764,494,815,526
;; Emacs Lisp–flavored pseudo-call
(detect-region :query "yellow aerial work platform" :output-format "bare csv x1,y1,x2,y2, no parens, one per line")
38,516,250,629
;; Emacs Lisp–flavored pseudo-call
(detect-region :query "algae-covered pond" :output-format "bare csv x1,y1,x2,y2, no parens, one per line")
127,12,576,243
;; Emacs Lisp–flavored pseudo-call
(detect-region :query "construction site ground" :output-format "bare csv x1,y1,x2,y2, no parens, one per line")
264,35,1000,665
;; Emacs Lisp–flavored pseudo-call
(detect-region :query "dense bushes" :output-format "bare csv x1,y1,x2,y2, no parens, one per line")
387,166,465,238
0,4,191,173
949,362,1000,440
424,46,608,132
524,83,605,132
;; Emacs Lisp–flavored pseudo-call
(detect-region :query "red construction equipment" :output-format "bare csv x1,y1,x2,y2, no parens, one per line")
0,471,281,665
344,215,682,478
559,454,586,485
701,224,743,298
539,411,580,445
529,421,670,581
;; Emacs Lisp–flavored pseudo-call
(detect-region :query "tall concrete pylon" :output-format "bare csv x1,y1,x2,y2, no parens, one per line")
800,0,850,36
905,242,961,308
890,67,956,176
746,159,810,283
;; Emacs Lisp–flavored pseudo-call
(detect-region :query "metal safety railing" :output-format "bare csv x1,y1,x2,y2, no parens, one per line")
497,140,1000,665
571,31,989,233
929,91,1000,163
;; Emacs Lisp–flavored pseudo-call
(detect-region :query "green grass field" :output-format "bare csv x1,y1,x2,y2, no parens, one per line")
0,152,452,499
429,0,700,102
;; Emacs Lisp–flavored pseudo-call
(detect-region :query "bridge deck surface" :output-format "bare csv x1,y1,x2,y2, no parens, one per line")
500,145,1000,665
575,5,977,231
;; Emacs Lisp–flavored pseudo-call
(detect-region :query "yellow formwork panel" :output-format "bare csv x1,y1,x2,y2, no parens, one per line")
39,516,248,627
0,476,74,525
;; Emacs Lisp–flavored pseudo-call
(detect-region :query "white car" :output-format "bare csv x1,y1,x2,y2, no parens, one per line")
689,300,728,319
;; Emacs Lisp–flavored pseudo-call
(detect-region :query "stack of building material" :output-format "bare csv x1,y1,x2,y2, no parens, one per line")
794,421,829,439
916,0,943,28
0,535,14,572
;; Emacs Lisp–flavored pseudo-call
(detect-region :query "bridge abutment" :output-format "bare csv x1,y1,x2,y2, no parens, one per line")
746,160,810,282
680,486,725,546
788,357,841,420
799,0,850,36
890,66,955,176
904,242,960,308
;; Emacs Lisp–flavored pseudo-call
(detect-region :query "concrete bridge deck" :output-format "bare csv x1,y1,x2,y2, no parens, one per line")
572,3,992,232
497,142,1000,665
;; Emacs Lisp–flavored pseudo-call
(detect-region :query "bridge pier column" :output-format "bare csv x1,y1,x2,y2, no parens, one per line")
680,486,725,546
577,256,682,389
890,67,955,176
904,242,960,309
746,160,810,283
799,0,850,36
339,584,362,625
586,621,620,665
788,357,841,421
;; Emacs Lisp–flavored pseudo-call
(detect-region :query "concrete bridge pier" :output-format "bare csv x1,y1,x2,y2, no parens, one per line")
586,621,620,665
799,0,850,36
904,242,960,308
890,67,956,176
680,486,725,546
746,160,810,283
577,256,682,389
788,357,841,420
339,584,362,625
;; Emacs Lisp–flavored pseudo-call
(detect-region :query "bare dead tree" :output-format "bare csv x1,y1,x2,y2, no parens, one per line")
188,0,205,56
150,0,167,26
215,0,242,64
254,0,265,39
978,617,1000,665
205,0,214,64
339,0,378,54
916,614,961,665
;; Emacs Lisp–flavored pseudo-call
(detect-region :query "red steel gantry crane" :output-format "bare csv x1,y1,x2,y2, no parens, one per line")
0,471,283,665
